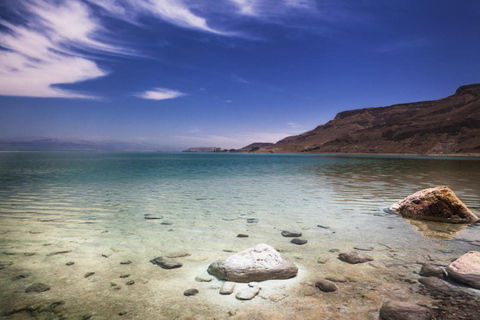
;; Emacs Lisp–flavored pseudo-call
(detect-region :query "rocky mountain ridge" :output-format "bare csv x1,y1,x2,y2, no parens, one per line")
260,84,480,155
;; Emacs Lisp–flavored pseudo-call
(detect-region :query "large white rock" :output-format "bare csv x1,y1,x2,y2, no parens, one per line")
207,243,298,282
446,251,480,289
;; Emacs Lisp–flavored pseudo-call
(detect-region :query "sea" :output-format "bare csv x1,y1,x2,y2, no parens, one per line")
0,152,479,319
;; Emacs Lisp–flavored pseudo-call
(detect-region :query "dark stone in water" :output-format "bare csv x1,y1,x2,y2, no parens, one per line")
46,250,72,257
317,225,330,229
338,252,373,264
120,260,132,265
126,280,135,285
12,272,31,281
291,239,308,245
66,261,74,266
281,231,302,237
237,234,249,238
120,274,130,278
184,288,199,296
26,283,50,293
150,257,182,269
161,222,173,225
315,280,337,292
419,264,446,279
380,301,432,320
85,272,95,278
247,218,259,223
144,214,163,220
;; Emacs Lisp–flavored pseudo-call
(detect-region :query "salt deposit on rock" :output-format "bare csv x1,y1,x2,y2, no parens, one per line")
207,243,298,282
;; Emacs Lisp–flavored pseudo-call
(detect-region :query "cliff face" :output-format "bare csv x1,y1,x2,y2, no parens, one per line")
261,84,480,155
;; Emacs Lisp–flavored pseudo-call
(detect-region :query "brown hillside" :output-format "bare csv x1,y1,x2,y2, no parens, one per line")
261,84,480,155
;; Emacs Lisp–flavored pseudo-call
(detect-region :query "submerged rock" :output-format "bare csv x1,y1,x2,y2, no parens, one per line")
379,301,432,320
419,264,446,279
25,283,50,293
290,239,308,245
207,243,298,282
235,286,260,300
338,252,373,264
219,282,236,295
315,280,337,292
183,289,198,296
446,251,480,289
390,186,478,223
150,257,182,269
281,231,302,237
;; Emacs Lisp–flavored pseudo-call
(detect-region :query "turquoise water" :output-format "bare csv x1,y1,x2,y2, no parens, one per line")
1,152,479,319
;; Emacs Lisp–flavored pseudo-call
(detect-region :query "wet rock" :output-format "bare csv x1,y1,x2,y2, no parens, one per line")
207,243,298,282
420,264,446,279
12,272,31,281
325,276,348,283
236,286,260,300
46,250,72,256
161,221,173,225
126,280,135,285
165,252,191,258
111,282,121,290
446,251,480,289
247,218,259,224
317,225,330,229
25,283,50,293
315,280,337,292
144,214,163,220
219,282,235,295
379,301,432,320
120,274,130,278
419,277,453,293
150,257,182,269
120,260,132,265
184,289,199,296
195,275,213,282
390,186,479,223
281,231,302,237
290,239,307,245
338,252,373,264
354,245,374,251
118,311,127,316
24,252,35,256
84,272,95,278
237,234,249,238
66,262,74,266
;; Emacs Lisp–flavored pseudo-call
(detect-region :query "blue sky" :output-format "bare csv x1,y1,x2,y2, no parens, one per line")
1,0,480,150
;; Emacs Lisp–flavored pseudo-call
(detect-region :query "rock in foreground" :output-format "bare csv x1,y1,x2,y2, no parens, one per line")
207,243,298,282
390,186,478,223
150,257,182,269
338,252,373,264
379,301,432,320
446,251,480,289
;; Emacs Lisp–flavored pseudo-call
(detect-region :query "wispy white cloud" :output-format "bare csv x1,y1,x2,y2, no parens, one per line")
0,0,123,98
137,88,187,100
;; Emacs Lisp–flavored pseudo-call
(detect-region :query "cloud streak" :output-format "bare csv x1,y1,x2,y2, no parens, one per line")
137,88,187,101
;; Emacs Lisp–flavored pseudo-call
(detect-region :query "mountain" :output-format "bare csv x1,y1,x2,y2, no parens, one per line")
260,84,480,155
236,142,274,153
183,147,222,152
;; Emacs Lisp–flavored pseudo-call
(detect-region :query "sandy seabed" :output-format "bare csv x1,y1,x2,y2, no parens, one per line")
1,207,480,320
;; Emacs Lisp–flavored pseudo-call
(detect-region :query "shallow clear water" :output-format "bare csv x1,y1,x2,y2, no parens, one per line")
1,152,479,319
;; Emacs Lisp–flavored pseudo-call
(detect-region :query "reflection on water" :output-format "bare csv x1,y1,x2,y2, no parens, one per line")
404,219,470,240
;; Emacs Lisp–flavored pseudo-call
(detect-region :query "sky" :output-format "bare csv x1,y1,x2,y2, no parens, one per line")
1,0,480,150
